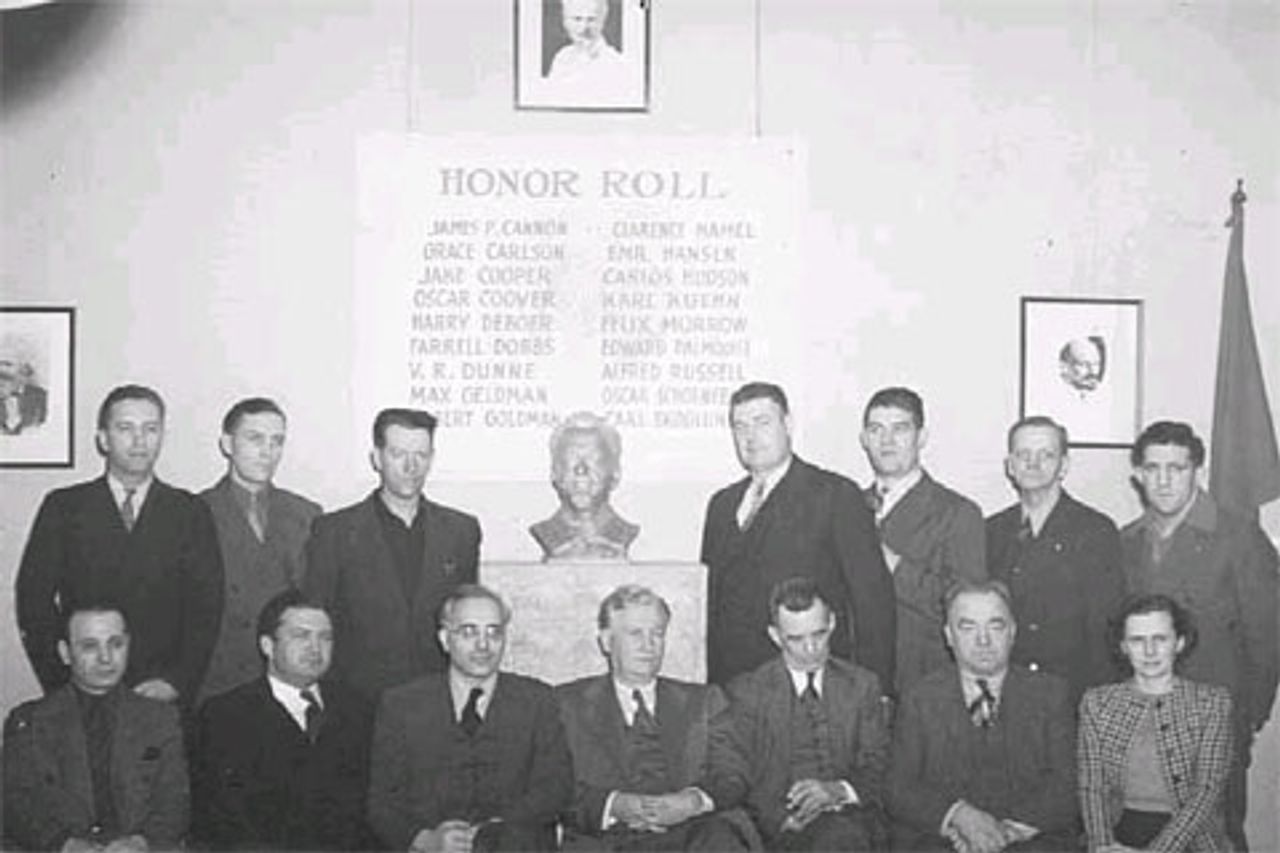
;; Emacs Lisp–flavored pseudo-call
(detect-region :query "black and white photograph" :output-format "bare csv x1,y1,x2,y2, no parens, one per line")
0,306,74,468
515,0,649,111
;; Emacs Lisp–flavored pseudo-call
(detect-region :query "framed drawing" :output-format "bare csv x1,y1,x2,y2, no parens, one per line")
515,0,650,112
1020,297,1143,449
1,306,75,468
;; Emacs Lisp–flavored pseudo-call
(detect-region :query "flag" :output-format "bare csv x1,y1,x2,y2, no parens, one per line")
1209,180,1280,518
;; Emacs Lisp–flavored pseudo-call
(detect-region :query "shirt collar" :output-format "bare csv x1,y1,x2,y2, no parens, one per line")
785,665,824,698
959,669,1006,704
1020,488,1060,536
613,678,658,726
751,454,792,495
267,674,321,730
875,467,923,519
228,474,269,510
1143,488,1217,537
106,474,153,509
449,670,498,721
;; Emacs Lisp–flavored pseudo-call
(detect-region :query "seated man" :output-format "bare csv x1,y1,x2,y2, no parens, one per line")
2,602,188,851
557,584,755,850
726,577,889,850
194,590,375,850
887,580,1078,852
368,584,573,852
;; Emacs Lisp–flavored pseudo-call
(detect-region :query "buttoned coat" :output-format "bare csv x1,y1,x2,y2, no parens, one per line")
1121,491,1279,734
301,492,480,700
2,685,189,850
1078,679,1233,852
15,477,225,701
877,471,986,694
198,477,321,703
986,491,1126,702
701,456,895,689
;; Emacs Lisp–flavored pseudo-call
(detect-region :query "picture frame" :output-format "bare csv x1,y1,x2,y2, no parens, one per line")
514,0,650,112
1020,297,1143,449
1,306,75,468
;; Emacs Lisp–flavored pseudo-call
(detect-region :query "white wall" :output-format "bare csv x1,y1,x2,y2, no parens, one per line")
2,0,1276,845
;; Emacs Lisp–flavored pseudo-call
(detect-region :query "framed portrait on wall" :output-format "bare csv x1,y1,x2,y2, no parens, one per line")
514,0,650,112
1020,297,1143,449
1,306,75,468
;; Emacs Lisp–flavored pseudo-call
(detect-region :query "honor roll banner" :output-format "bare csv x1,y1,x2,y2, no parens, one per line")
356,134,802,481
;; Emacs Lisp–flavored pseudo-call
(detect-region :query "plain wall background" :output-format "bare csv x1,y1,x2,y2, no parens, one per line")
3,1,1277,846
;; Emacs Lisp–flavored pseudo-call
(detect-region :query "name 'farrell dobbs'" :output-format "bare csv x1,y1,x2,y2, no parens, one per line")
438,167,729,200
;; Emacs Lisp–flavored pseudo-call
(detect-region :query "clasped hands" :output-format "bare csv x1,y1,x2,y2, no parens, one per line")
409,818,504,853
945,801,1039,853
780,778,850,833
611,788,706,833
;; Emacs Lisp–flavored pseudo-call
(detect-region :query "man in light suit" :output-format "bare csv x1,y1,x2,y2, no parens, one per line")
16,384,224,708
367,584,573,852
194,590,375,850
556,585,755,850
701,381,894,690
725,577,890,850
887,580,1078,852
199,397,322,703
2,602,189,851
302,408,481,700
859,387,986,694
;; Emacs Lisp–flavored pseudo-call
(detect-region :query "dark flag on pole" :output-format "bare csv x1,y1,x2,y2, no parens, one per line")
1210,180,1280,519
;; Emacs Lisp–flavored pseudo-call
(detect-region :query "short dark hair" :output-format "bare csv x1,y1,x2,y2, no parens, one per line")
730,382,789,416
864,386,924,429
222,397,285,435
597,584,671,630
1107,593,1199,674
943,579,1015,624
767,576,830,626
372,408,438,447
1130,420,1205,468
97,384,166,430
60,599,130,642
256,589,327,643
1006,415,1069,454
438,583,511,628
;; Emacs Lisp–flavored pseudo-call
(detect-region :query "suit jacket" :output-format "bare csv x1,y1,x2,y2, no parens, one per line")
555,674,746,835
1121,490,1279,734
198,477,322,703
2,685,189,850
301,491,480,699
701,456,895,689
367,671,573,851
887,666,1078,848
1078,679,1233,853
725,656,888,840
986,490,1125,702
877,471,986,694
193,676,375,850
15,476,225,701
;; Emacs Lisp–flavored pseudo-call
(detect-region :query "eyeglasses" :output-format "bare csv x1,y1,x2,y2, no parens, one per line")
447,624,506,642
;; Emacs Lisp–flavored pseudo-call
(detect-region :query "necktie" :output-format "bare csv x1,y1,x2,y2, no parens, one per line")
120,488,137,532
741,478,767,530
83,694,119,833
247,491,265,542
461,686,484,736
1017,514,1034,542
801,670,820,704
632,688,657,732
865,485,884,516
302,688,323,742
968,678,996,727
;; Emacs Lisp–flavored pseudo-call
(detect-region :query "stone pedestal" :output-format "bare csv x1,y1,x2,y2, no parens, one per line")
480,561,706,685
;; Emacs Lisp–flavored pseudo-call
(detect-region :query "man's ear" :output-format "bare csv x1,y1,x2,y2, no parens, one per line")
218,434,234,459
767,624,782,651
57,639,71,667
596,629,610,659
258,635,273,662
95,430,108,458
369,449,381,474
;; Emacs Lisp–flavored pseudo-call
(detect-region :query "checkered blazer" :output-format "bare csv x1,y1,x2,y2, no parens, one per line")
1077,678,1233,852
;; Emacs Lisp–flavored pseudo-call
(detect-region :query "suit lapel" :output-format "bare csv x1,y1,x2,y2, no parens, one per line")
880,472,934,541
655,679,690,790
49,687,96,824
358,495,410,621
583,676,628,777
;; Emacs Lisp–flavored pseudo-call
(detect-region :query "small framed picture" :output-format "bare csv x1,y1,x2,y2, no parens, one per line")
515,0,650,112
1020,297,1143,449
1,306,75,468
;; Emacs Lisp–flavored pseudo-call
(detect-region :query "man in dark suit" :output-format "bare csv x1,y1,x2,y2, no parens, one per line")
3,603,189,851
16,384,225,707
302,407,481,700
985,415,1125,703
556,584,755,850
199,397,322,703
725,577,889,850
859,387,986,695
367,584,573,852
194,590,374,850
701,381,894,689
887,580,1078,852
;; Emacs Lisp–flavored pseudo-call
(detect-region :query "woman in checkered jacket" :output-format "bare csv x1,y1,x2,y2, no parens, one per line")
1078,594,1233,852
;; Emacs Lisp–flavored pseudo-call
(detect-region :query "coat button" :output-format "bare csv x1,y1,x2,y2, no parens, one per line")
1029,662,1040,672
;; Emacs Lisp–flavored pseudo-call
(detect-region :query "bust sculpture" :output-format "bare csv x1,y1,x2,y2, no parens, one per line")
530,412,639,561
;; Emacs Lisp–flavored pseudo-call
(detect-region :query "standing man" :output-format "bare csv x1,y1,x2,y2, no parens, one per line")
16,384,224,706
725,577,890,850
556,584,755,850
859,386,986,694
1121,419,1278,851
887,581,1078,852
985,415,1125,702
302,407,481,701
701,381,894,689
3,603,189,851
367,584,573,852
194,590,375,850
199,397,322,703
